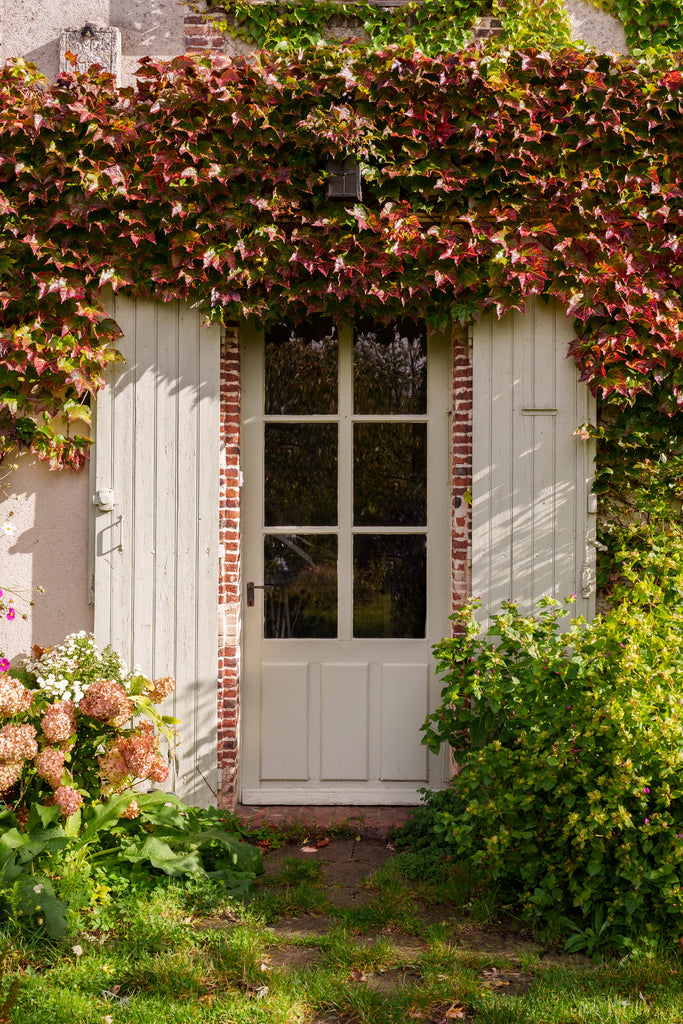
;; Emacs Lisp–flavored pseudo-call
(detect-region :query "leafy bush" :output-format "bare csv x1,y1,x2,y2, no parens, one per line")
0,795,263,939
412,526,683,948
0,632,176,819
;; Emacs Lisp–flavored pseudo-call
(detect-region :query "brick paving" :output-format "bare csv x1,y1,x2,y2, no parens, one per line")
235,804,416,839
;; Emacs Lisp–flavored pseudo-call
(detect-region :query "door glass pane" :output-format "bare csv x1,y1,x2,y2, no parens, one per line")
265,424,337,526
354,423,427,526
354,318,427,414
353,535,426,638
264,534,337,638
265,320,338,414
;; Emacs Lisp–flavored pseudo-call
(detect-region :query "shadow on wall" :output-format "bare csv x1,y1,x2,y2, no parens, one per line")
0,452,92,664
19,0,185,83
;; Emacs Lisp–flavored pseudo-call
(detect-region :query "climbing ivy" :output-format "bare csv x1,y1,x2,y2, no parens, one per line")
194,0,572,57
593,0,683,55
1,47,683,479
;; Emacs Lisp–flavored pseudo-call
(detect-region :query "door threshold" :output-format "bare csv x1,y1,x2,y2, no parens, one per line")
235,803,417,839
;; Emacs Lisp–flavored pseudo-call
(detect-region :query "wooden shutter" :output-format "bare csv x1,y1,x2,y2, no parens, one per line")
91,294,220,806
471,297,596,620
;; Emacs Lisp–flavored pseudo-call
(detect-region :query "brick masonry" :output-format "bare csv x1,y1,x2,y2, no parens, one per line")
215,321,473,811
217,323,242,808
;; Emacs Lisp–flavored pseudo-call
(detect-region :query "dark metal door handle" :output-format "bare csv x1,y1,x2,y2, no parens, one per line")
246,581,275,607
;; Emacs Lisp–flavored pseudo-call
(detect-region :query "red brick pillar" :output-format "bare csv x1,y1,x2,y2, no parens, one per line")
451,324,472,615
217,323,242,808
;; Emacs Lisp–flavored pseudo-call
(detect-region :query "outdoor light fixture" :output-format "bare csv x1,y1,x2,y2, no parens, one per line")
326,155,363,200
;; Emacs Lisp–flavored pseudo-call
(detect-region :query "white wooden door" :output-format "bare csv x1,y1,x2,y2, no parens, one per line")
242,320,451,804
472,297,597,619
91,294,221,807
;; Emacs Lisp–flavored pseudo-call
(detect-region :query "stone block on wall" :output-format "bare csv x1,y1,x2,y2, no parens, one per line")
59,25,122,80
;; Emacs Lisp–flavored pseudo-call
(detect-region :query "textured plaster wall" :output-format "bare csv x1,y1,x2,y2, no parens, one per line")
0,0,187,84
564,0,628,54
0,454,92,665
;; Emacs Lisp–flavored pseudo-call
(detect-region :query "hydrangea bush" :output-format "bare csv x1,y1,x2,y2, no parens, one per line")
415,526,683,947
0,632,176,820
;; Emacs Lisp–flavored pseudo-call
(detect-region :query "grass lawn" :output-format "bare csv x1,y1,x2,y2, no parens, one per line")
3,830,683,1024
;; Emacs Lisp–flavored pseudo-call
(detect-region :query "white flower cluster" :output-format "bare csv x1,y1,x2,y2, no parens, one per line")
22,632,132,703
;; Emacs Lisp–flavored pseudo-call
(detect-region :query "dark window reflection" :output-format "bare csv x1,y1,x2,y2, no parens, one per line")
265,424,337,526
264,534,337,638
265,320,338,415
354,423,427,526
353,535,426,638
354,318,427,415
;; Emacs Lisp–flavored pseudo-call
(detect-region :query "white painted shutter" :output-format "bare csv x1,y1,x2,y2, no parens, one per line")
91,294,220,807
471,297,596,620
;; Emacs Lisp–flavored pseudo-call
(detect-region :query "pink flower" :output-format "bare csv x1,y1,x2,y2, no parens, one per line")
100,722,169,787
52,785,83,817
80,680,133,726
147,676,175,703
34,747,66,788
0,723,37,761
0,659,9,673
0,762,22,794
6,608,15,621
0,675,33,717
120,800,140,820
41,700,76,743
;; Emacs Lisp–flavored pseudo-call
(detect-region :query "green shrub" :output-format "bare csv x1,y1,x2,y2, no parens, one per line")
414,526,683,948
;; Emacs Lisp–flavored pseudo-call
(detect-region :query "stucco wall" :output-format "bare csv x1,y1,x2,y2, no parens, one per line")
565,0,628,54
0,453,92,665
0,0,186,84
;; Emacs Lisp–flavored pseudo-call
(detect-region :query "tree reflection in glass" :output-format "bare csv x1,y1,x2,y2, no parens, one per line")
353,535,426,638
265,320,338,414
354,318,427,415
265,424,338,526
264,535,338,638
354,423,426,526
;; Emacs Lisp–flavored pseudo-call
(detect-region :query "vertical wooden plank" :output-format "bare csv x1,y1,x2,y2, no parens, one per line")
173,305,201,801
109,294,136,664
511,303,536,612
131,300,157,678
152,300,180,682
529,298,558,603
471,316,494,612
194,317,220,804
472,312,516,615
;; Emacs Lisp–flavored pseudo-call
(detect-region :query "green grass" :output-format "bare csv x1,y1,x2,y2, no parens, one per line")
3,846,683,1024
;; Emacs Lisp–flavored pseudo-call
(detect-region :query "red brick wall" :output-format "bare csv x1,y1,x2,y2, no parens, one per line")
184,10,227,54
451,324,473,617
217,323,241,808
216,323,473,808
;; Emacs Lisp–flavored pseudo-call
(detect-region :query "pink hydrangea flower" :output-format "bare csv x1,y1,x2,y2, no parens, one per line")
0,761,22,794
0,674,33,717
120,800,140,820
41,700,76,743
80,680,133,726
100,721,169,787
34,747,66,788
0,723,37,761
52,785,83,817
147,676,175,703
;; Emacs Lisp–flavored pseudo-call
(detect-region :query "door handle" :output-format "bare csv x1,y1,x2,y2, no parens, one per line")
246,581,275,607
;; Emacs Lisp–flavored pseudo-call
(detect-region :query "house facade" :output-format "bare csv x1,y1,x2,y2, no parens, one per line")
0,0,626,808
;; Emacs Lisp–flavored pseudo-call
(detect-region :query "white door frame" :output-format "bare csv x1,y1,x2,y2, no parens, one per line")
240,320,451,804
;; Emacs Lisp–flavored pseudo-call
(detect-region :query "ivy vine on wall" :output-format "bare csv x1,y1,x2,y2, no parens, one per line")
193,0,573,56
0,46,682,500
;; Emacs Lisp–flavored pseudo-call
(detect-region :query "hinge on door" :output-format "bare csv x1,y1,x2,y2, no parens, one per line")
88,572,95,606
